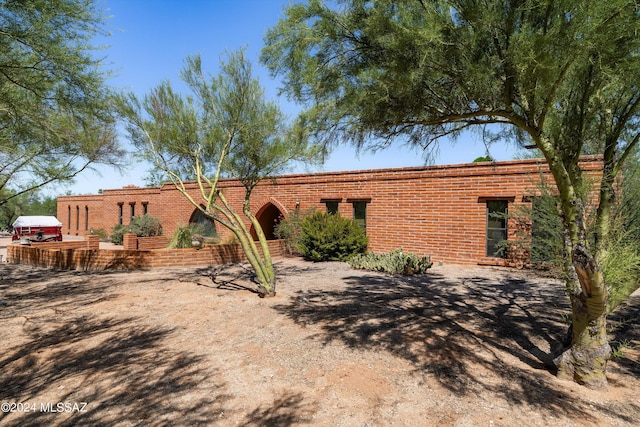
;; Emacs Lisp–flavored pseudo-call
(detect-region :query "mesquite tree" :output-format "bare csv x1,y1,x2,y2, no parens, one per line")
0,0,125,204
117,50,321,297
262,0,640,386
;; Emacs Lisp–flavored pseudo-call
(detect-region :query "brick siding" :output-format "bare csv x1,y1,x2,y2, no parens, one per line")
57,156,603,265
7,235,285,271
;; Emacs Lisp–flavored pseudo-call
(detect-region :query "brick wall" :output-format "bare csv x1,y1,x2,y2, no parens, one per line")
7,236,285,271
57,156,604,265
137,235,170,251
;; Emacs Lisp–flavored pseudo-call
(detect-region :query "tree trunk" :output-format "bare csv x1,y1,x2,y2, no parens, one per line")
553,244,611,388
214,191,277,298
540,146,611,388
554,260,611,389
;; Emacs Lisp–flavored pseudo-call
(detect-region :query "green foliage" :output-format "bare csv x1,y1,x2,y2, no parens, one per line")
274,208,315,256
601,237,640,312
349,249,432,275
169,223,203,249
110,215,163,245
610,339,635,359
263,1,640,156
601,153,640,310
0,0,125,205
0,189,58,229
89,228,108,241
619,153,640,242
128,214,163,238
473,156,494,163
110,224,127,245
505,177,565,273
298,211,367,262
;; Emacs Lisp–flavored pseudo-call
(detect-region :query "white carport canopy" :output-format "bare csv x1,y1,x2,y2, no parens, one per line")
12,216,63,228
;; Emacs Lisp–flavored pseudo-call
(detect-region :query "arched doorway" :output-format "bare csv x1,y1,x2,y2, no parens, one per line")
189,207,217,237
250,203,284,240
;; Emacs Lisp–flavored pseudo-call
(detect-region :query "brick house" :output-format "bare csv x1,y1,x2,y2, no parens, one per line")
56,156,603,265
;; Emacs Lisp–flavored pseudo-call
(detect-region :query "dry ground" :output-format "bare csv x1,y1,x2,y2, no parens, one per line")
0,253,638,426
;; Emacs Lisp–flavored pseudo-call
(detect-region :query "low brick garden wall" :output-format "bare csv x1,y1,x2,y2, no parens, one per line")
7,234,285,271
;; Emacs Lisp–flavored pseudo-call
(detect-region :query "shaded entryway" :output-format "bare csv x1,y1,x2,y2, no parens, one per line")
250,203,284,240
189,208,217,237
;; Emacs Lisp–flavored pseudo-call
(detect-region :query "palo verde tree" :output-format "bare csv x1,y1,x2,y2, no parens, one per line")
262,0,640,387
117,50,321,297
0,0,125,204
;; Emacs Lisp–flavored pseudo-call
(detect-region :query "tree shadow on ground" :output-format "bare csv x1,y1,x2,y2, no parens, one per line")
0,266,231,426
609,294,640,378
194,264,260,293
188,260,325,294
273,269,638,425
242,392,318,426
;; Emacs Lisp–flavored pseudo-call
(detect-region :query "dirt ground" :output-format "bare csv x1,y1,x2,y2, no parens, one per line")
0,251,639,426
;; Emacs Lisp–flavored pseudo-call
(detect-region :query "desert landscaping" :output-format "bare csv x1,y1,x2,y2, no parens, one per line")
1,235,639,426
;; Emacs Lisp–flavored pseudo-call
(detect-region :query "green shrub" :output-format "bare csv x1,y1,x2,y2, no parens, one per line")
129,214,163,237
504,177,565,273
349,249,433,275
110,223,127,245
274,208,314,256
298,211,368,261
110,214,163,245
601,236,640,313
89,228,108,241
169,223,203,249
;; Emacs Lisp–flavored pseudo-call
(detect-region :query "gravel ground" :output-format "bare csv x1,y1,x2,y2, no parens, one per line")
0,256,638,426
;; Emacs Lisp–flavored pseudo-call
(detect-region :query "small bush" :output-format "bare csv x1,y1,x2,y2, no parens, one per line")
89,228,108,241
110,223,127,245
110,214,163,245
349,249,433,275
601,237,640,313
129,214,163,237
298,211,368,261
274,208,314,256
169,224,203,249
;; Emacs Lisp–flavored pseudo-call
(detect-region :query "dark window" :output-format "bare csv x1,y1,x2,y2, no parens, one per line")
325,201,339,215
352,201,367,232
118,203,123,225
85,206,89,231
142,202,148,215
67,205,71,229
130,203,135,221
486,200,508,258
76,206,79,230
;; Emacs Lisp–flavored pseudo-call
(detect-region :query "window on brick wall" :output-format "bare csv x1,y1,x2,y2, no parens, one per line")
118,203,123,225
85,206,89,231
486,200,508,258
67,205,71,229
348,199,370,232
142,202,148,215
130,203,135,221
76,206,79,230
321,198,341,215
326,201,338,214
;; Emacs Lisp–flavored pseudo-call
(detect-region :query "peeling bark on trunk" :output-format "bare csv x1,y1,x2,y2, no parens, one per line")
553,245,611,389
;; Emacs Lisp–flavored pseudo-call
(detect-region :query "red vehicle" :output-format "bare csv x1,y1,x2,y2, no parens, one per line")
12,216,63,243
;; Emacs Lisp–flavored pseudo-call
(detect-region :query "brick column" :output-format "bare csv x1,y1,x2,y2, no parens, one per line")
85,234,100,250
123,234,138,250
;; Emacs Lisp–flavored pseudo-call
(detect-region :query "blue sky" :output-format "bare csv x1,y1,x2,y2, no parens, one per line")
66,0,519,195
